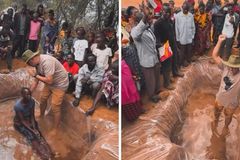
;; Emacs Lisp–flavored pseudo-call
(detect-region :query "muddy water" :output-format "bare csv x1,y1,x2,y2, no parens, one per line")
0,69,119,160
174,82,240,160
0,98,91,160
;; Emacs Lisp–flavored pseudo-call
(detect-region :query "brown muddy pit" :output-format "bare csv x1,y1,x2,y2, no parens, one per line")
0,99,91,160
171,77,240,159
122,60,240,160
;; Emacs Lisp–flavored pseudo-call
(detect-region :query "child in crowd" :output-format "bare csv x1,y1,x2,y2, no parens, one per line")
73,27,88,67
63,54,79,93
61,28,73,60
92,35,112,70
28,12,42,52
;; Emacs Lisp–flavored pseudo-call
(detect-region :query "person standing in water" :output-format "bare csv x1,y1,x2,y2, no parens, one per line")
212,34,240,134
22,49,69,137
14,87,53,159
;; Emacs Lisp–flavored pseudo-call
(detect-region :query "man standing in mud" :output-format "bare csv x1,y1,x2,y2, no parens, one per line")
212,34,240,134
22,50,69,136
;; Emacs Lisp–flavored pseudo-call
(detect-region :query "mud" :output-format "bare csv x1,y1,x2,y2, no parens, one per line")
122,58,240,160
0,69,118,160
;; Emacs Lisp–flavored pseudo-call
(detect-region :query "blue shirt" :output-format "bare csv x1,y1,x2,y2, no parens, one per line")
14,98,35,122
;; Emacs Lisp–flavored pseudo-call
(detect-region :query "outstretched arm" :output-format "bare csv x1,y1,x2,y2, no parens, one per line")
212,34,225,65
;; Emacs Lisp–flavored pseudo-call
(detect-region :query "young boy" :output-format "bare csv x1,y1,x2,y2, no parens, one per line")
92,35,112,70
28,12,42,52
73,27,88,67
63,54,79,92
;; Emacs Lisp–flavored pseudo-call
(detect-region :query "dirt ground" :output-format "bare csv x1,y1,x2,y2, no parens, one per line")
0,58,118,124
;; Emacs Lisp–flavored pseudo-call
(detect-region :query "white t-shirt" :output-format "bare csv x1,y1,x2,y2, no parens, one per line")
73,39,88,61
93,47,112,70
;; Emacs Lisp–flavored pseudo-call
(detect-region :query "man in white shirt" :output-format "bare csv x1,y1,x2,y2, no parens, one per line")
175,2,195,67
220,5,236,60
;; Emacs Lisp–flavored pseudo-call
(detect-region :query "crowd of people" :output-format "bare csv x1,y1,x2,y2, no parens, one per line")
0,3,119,159
121,0,240,122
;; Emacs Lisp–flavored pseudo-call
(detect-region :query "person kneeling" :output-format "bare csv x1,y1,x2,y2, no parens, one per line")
14,87,53,159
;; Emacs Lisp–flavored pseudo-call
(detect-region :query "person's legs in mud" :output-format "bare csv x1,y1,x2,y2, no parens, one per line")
214,101,224,127
223,107,236,134
49,88,65,136
39,86,51,117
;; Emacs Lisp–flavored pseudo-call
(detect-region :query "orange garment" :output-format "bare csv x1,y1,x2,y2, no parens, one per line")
55,30,65,53
194,12,209,29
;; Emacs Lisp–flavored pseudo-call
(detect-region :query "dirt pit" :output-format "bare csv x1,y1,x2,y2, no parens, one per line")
0,69,118,160
122,59,240,160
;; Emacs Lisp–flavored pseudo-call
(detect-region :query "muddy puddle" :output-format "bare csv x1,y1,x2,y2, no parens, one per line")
172,82,240,159
122,59,240,160
0,69,118,160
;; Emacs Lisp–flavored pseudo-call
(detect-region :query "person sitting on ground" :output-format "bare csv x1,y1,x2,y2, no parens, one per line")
73,27,88,67
0,23,14,72
86,60,119,115
212,34,240,134
63,54,79,93
14,87,53,159
92,35,112,71
72,54,104,107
